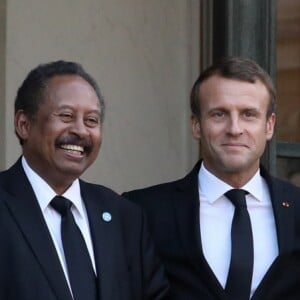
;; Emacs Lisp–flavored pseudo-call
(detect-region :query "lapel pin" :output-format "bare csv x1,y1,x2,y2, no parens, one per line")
282,201,290,208
102,212,112,222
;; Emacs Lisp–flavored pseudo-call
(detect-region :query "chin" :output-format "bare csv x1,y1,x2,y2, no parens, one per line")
58,165,87,179
220,160,249,173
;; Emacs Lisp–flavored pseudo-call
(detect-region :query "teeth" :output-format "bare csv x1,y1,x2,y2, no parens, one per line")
60,144,84,153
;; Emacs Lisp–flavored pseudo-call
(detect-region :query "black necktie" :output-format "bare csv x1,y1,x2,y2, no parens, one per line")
51,196,97,300
225,189,253,300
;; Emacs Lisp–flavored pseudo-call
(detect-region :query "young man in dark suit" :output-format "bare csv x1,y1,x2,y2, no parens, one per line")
0,60,168,300
123,57,300,300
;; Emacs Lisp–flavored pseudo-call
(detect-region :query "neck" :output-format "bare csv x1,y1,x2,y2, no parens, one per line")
202,161,259,188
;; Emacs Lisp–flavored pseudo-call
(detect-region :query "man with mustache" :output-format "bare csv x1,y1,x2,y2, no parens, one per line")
123,57,300,299
0,60,168,300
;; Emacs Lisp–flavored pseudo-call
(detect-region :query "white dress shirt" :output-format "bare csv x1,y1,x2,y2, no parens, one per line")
198,162,278,297
21,156,97,290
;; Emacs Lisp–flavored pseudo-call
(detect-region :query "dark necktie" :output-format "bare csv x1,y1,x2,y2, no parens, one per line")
51,196,97,300
225,189,253,300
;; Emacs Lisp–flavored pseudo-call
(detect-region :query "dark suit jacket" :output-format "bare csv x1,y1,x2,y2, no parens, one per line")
0,159,169,300
123,161,300,300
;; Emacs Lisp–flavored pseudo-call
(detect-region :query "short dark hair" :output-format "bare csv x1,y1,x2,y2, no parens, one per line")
190,57,276,118
14,60,105,144
15,60,105,121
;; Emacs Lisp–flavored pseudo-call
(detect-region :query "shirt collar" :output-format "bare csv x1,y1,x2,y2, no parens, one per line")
198,162,265,203
21,156,84,215
242,171,266,202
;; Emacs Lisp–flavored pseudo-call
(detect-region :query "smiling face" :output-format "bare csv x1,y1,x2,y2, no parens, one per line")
191,75,275,187
15,75,102,194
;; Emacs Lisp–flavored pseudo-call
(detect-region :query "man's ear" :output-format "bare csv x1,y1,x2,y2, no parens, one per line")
15,110,31,141
266,112,276,141
191,114,201,140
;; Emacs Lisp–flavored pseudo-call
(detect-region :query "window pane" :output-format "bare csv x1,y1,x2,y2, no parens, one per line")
277,0,300,143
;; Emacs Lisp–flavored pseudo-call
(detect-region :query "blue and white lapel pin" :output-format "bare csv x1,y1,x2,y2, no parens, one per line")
102,212,112,222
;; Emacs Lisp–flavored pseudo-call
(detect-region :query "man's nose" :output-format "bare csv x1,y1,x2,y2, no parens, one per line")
70,118,89,137
227,115,243,135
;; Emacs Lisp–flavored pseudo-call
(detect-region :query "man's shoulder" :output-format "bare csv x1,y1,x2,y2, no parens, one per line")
122,162,200,204
80,180,142,214
80,180,119,197
123,178,183,199
260,165,300,195
266,172,300,195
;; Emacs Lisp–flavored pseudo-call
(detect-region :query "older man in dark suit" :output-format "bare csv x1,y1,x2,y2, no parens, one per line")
123,57,300,300
0,60,168,300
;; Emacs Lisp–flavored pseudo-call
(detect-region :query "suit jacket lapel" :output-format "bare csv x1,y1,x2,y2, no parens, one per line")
173,161,227,299
81,182,131,300
1,160,72,300
261,167,295,254
251,168,295,300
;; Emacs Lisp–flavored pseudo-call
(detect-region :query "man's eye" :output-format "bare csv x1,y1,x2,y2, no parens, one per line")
59,113,73,121
244,111,256,118
85,117,100,127
212,111,224,118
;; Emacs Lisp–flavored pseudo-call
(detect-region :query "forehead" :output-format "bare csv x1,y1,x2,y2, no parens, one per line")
198,75,269,108
42,75,100,109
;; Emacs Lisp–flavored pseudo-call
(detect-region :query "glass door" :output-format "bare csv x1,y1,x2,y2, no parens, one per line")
276,0,300,186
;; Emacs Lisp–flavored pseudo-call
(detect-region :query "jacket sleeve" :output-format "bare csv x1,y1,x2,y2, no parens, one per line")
139,209,170,300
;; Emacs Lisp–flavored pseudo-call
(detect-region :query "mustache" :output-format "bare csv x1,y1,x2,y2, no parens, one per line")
55,135,93,152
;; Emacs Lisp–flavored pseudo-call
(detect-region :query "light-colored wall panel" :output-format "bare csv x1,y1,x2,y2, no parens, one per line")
5,0,199,192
